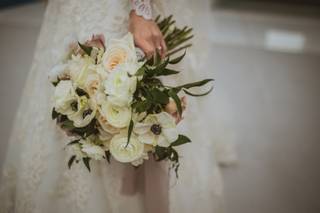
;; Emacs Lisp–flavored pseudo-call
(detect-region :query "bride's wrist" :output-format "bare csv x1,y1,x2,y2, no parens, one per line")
130,0,152,20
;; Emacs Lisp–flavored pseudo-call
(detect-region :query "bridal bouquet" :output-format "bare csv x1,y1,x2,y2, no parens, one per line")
49,16,212,174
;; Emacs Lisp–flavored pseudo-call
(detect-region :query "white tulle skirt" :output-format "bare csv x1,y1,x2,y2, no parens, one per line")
0,0,234,212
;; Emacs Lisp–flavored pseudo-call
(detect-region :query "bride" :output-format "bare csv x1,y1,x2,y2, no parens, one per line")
0,0,227,212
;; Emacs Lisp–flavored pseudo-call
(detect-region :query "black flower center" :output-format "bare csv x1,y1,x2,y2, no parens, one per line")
70,101,78,112
150,124,162,135
82,109,93,119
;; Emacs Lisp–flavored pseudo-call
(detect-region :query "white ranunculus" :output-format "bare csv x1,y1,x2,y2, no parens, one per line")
100,101,131,128
134,112,179,147
102,33,137,72
54,80,77,115
104,63,137,107
80,139,105,160
67,96,96,128
109,132,144,163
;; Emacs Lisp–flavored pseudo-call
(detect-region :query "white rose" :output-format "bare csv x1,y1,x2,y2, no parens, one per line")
102,33,137,72
109,132,144,163
54,80,77,115
80,139,105,161
104,63,137,107
134,112,179,147
100,101,131,128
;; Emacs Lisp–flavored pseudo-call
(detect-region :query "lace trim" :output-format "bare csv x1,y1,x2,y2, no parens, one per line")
131,0,152,20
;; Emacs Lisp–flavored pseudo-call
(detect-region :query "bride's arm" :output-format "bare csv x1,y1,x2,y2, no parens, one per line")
129,0,167,58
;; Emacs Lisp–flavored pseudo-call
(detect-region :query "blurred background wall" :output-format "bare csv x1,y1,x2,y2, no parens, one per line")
0,1,320,213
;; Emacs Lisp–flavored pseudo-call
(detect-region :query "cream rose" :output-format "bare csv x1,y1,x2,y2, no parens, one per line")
97,111,121,134
102,33,137,72
100,101,131,128
109,132,144,163
104,63,137,107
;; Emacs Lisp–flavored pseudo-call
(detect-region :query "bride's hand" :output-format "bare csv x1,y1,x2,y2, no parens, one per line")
129,11,167,59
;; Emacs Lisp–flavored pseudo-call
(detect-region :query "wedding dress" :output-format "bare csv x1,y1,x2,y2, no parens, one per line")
0,0,229,212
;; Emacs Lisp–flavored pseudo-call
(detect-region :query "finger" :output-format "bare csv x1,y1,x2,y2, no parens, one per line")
160,38,167,58
134,38,155,59
153,35,162,58
143,42,156,59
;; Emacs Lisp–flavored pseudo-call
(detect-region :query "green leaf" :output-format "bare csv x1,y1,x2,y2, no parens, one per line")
52,80,60,87
174,79,214,92
78,42,93,56
174,163,180,178
167,90,182,116
155,146,170,161
155,57,170,72
150,88,169,105
155,15,161,23
143,77,163,87
82,157,91,172
60,119,75,129
183,86,213,97
159,68,180,76
169,51,186,64
68,155,76,169
153,51,162,66
105,151,111,163
167,44,192,57
56,114,68,123
169,148,179,162
67,139,80,146
70,119,98,138
135,66,147,76
171,135,191,146
52,108,59,120
133,100,151,113
126,119,134,147
147,57,170,76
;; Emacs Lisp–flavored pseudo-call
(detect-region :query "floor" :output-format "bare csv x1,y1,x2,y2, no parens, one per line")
0,2,320,213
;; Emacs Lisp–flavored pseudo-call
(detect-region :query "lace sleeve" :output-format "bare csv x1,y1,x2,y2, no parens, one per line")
130,0,153,20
